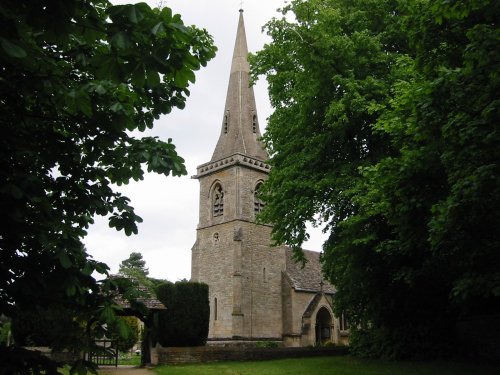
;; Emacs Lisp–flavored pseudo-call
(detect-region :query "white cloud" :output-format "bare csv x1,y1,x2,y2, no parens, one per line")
84,0,326,281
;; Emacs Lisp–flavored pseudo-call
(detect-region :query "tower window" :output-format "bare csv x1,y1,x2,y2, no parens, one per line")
254,182,265,213
252,114,257,133
263,267,267,282
213,183,224,217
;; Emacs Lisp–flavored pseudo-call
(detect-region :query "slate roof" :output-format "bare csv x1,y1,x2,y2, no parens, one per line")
284,247,336,294
109,275,166,311
113,288,166,311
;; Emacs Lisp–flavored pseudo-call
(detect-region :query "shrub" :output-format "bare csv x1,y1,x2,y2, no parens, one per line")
155,281,209,347
255,341,279,348
108,316,140,352
11,305,84,349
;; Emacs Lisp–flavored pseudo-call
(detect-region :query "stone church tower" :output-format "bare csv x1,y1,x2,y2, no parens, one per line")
191,9,284,341
192,10,348,347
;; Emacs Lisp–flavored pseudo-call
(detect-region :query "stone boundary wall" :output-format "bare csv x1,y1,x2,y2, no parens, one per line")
157,346,349,365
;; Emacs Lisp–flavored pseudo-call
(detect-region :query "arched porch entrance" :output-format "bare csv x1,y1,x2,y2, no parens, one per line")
315,307,332,345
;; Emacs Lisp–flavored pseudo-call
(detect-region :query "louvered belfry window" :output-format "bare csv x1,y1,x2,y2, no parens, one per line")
213,183,224,217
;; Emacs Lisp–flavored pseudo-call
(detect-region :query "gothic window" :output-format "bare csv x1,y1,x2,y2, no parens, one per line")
213,183,224,217
252,114,257,133
254,182,265,213
263,267,267,282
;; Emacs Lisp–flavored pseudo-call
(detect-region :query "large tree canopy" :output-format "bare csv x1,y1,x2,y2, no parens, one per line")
0,0,215,370
251,0,499,359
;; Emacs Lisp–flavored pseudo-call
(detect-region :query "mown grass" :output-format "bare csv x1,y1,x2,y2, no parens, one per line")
153,356,499,375
118,353,141,366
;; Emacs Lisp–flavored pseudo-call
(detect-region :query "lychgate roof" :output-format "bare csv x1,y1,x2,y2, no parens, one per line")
109,276,166,311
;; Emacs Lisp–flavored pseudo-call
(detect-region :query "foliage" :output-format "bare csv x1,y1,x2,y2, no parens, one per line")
156,281,209,347
108,316,140,352
153,356,500,375
118,251,152,288
11,304,85,349
251,0,499,359
255,341,280,348
0,0,215,371
119,252,149,277
0,318,11,346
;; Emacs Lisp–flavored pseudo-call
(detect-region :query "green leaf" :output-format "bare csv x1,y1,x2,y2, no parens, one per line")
132,65,146,87
0,37,27,58
111,31,132,50
59,252,72,269
66,283,76,296
151,22,165,36
128,5,144,23
146,69,160,87
82,262,94,276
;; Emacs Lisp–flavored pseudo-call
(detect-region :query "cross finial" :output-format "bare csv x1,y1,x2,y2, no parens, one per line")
239,0,243,11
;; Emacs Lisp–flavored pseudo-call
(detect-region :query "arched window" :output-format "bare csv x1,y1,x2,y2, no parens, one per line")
254,182,265,213
263,267,267,282
213,183,224,217
252,114,257,133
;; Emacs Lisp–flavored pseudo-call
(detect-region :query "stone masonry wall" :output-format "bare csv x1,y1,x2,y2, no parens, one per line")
240,225,286,339
157,346,349,365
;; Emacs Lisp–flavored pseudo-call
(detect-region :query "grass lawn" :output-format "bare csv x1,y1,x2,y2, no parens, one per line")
118,353,142,366
153,356,499,375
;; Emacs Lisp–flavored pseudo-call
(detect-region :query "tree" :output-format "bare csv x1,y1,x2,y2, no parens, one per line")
156,281,209,347
0,0,216,371
118,252,167,292
251,0,499,359
119,252,148,276
119,252,149,282
11,304,85,349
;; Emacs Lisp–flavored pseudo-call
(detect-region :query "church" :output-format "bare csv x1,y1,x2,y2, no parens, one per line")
190,10,349,347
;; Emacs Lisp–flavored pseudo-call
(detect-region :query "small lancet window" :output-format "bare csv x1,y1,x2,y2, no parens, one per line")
224,110,229,134
339,311,349,331
213,183,224,217
254,182,265,213
214,297,218,321
263,267,267,282
252,114,257,133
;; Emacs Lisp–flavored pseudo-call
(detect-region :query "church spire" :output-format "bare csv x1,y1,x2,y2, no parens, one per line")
210,10,268,162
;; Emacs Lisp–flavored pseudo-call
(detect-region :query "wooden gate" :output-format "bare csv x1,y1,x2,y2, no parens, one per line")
89,339,118,367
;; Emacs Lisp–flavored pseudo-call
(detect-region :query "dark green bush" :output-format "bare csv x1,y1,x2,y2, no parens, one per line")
11,305,84,349
255,341,279,348
155,281,209,347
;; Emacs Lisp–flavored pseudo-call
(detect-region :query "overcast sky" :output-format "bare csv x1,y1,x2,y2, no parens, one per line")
84,0,326,281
